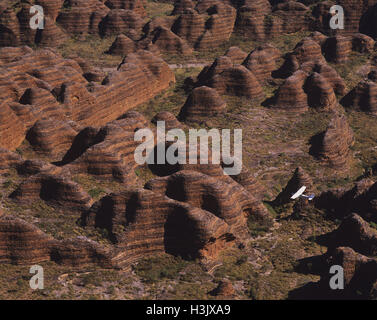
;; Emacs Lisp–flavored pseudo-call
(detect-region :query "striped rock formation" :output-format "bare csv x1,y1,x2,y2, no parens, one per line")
178,86,227,123
104,0,146,17
10,172,93,214
310,114,354,169
152,26,193,55
272,1,310,34
63,119,146,183
274,167,313,205
341,79,377,114
0,216,52,264
171,8,205,47
0,148,22,175
0,47,174,151
106,34,136,55
82,188,236,267
351,33,375,53
56,0,110,36
171,0,195,15
0,215,112,267
242,44,281,83
152,111,185,130
145,170,253,238
268,70,308,112
26,119,79,161
224,46,248,64
303,72,337,110
99,9,144,37
235,1,273,41
301,61,347,96
195,3,236,49
208,65,264,100
329,214,377,256
322,36,352,63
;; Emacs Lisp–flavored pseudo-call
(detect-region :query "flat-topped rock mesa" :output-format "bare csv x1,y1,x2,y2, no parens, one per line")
309,114,354,169
0,47,174,151
0,215,112,267
274,167,313,205
9,172,93,214
242,44,281,83
145,170,254,238
341,72,377,114
178,86,227,123
81,188,236,268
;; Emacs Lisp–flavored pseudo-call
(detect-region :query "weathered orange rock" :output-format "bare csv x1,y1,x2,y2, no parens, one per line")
152,26,193,55
105,0,146,17
100,9,143,37
323,36,352,63
208,65,264,100
351,33,375,53
243,44,281,83
310,113,354,169
82,188,236,267
0,216,52,264
225,46,248,64
269,70,308,112
152,111,184,130
145,170,253,238
304,72,337,110
107,34,136,55
179,86,227,123
26,119,79,161
10,173,93,214
341,80,377,114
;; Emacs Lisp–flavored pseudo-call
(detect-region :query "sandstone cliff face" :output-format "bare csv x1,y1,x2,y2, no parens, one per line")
310,114,354,169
